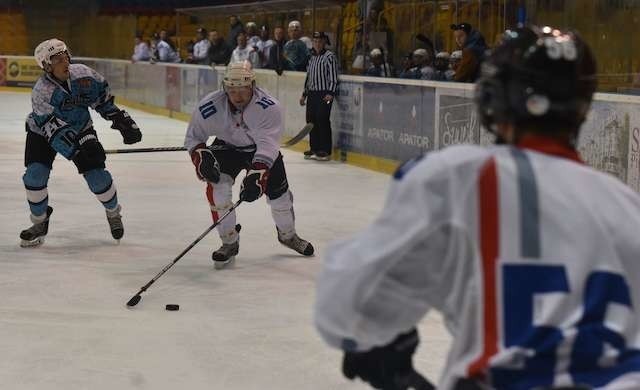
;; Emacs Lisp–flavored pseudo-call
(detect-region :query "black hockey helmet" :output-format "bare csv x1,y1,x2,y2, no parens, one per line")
475,26,597,137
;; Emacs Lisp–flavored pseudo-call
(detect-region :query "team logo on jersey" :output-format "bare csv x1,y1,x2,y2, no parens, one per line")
77,78,91,88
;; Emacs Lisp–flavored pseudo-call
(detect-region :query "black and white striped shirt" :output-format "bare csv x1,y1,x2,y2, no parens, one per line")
303,49,338,95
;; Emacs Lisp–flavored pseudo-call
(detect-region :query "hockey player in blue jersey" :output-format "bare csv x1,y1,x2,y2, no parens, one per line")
20,39,142,247
315,27,640,390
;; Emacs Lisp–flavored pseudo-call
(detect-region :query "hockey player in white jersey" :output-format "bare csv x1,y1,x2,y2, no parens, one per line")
315,27,640,390
184,61,314,269
20,39,142,247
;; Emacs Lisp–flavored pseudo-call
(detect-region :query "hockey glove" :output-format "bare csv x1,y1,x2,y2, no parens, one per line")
342,328,429,390
190,143,220,183
77,129,106,166
105,110,142,144
240,162,269,202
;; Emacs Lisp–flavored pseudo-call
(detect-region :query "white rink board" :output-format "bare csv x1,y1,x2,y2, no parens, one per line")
0,92,451,390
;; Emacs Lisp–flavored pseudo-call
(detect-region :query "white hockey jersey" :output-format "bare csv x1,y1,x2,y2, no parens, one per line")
184,86,283,168
315,136,640,390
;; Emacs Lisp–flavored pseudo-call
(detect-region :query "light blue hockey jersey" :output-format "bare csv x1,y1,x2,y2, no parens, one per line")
26,63,118,159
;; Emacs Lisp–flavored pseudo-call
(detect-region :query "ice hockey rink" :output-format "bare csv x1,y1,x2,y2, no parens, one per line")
0,91,451,390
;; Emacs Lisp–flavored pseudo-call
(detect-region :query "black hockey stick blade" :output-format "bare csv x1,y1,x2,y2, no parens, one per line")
105,146,187,154
126,294,142,307
282,123,314,147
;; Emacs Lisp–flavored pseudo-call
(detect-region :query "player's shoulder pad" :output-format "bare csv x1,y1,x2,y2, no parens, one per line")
197,90,225,119
69,63,100,80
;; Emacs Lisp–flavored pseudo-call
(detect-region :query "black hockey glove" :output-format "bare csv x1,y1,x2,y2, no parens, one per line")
77,129,106,166
105,109,142,144
342,328,433,390
240,162,269,202
190,143,220,183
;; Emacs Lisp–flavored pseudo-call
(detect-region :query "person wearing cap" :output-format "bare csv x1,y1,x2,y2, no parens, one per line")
364,48,393,77
189,27,211,65
450,22,487,82
284,20,310,71
300,32,338,161
432,51,451,81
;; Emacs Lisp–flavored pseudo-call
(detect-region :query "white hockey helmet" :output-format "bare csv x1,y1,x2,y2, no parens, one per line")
223,61,255,88
34,38,69,69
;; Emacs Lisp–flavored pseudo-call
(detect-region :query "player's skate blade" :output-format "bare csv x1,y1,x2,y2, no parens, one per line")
278,233,314,256
106,205,124,240
212,240,239,270
20,206,53,248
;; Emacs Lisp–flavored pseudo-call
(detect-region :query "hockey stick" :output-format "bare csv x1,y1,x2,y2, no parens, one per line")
281,123,314,147
105,146,186,154
126,199,243,307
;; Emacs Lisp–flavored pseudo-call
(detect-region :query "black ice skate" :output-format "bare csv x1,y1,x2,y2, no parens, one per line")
212,240,239,270
106,205,124,241
20,206,53,248
278,229,314,256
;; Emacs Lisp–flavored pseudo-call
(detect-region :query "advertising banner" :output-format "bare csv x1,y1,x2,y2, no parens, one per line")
0,58,6,86
362,82,435,161
166,66,181,112
578,101,640,190
436,88,493,149
332,79,364,153
5,58,42,87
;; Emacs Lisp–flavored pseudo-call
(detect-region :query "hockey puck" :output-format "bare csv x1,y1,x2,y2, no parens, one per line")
165,304,179,311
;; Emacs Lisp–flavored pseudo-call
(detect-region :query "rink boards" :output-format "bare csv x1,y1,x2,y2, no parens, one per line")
3,55,640,191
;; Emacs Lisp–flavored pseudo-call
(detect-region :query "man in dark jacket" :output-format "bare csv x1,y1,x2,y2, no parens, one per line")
208,30,232,66
450,22,487,82
227,15,244,49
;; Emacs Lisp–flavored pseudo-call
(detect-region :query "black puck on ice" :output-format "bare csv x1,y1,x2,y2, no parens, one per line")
165,304,180,311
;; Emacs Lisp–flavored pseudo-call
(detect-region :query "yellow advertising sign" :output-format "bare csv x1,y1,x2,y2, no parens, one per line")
6,58,42,86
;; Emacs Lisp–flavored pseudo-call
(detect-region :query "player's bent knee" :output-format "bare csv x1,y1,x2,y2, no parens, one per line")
267,190,293,210
23,163,51,188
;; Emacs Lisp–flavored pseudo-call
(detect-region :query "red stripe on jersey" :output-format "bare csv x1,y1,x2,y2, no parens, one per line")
468,157,499,379
206,183,219,222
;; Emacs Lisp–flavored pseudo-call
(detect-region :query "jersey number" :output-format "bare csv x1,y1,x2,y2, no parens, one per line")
492,264,640,389
199,101,217,119
255,97,275,109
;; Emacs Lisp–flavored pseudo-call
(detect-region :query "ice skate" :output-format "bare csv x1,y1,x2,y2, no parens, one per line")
212,240,239,270
20,206,53,248
314,151,330,162
106,204,124,241
278,229,314,256
303,150,315,160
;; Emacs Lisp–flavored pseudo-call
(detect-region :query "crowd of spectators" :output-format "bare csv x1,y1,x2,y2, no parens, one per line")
131,12,489,84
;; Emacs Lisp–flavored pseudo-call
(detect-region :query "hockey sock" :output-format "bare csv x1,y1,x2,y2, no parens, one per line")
206,174,237,244
23,163,51,217
83,168,118,209
268,190,296,240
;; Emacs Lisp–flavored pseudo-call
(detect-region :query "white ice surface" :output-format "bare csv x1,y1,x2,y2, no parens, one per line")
0,91,451,390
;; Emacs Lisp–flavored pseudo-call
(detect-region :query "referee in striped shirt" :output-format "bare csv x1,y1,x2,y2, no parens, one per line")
299,31,338,161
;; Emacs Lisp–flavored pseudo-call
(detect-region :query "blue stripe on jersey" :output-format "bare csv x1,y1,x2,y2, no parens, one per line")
511,148,540,258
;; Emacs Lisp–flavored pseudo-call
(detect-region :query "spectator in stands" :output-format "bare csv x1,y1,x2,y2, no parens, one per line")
255,25,274,69
160,29,178,52
266,26,287,75
228,15,244,48
230,31,259,68
208,30,232,66
188,27,211,65
351,28,371,74
448,50,462,80
131,34,150,63
246,22,260,47
284,20,310,71
366,7,389,32
403,48,434,80
397,52,414,78
364,48,393,77
450,22,487,82
300,32,338,161
432,52,450,81
152,32,181,63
